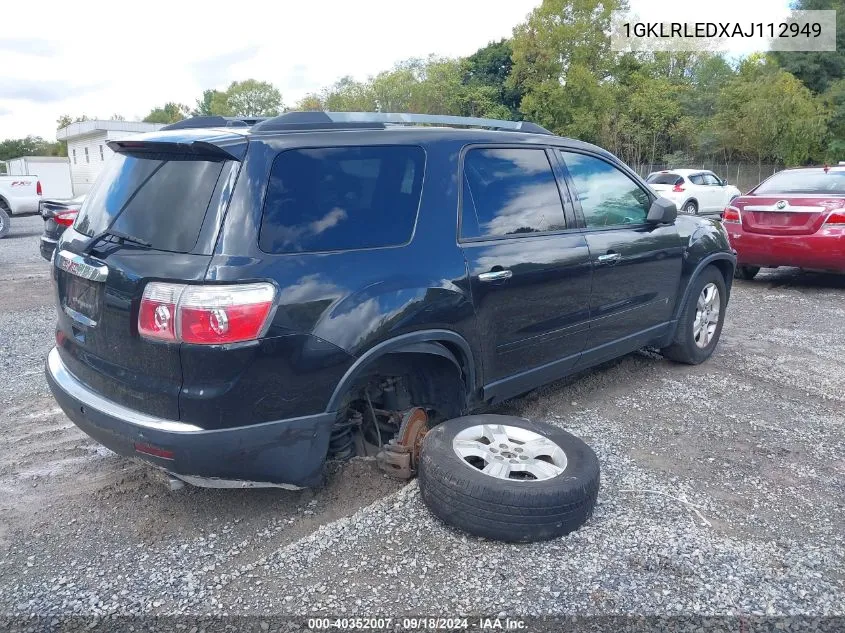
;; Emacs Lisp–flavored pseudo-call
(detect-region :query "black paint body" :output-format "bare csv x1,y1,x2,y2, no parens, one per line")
47,125,736,485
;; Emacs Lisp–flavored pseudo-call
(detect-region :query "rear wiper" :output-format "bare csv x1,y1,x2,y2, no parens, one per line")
83,229,152,254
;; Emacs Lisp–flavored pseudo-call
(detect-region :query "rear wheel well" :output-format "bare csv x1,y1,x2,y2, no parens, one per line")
0,195,10,212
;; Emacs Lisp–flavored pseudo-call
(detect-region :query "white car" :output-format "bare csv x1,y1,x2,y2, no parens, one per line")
0,175,42,238
645,169,741,216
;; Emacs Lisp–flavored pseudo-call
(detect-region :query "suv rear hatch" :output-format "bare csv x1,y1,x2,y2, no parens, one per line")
53,133,245,420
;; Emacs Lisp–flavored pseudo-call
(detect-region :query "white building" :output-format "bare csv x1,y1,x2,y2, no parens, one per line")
5,156,73,198
56,120,165,195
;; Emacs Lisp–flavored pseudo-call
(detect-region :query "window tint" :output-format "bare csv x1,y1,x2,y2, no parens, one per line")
461,148,565,240
561,151,650,228
646,173,682,185
260,146,425,254
74,153,225,253
688,174,704,185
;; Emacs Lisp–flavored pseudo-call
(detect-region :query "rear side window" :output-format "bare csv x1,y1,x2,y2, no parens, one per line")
74,153,225,253
461,148,565,240
260,146,425,254
647,173,682,185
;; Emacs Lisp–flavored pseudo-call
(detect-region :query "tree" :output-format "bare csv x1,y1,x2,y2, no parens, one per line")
772,0,845,93
508,0,627,141
0,136,62,162
225,79,282,117
143,102,190,124
193,89,232,116
295,94,325,111
464,39,523,118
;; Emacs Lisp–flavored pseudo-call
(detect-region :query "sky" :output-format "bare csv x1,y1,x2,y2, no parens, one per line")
0,0,795,142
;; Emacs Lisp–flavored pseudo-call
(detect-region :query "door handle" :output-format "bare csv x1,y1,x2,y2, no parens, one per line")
596,252,622,265
478,269,513,282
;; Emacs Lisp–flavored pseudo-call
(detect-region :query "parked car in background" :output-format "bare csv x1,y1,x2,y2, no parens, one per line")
724,166,845,279
44,112,735,490
39,195,85,260
0,175,42,238
646,169,741,216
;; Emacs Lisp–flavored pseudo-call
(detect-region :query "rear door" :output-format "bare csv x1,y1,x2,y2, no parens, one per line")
53,141,241,420
558,150,684,361
459,146,592,388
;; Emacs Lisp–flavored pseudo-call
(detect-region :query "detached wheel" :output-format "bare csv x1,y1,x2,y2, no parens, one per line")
735,265,760,280
661,266,727,365
418,415,600,543
0,203,9,239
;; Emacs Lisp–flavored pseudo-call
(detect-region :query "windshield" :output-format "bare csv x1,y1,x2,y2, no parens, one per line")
74,153,225,253
647,173,682,185
754,170,845,195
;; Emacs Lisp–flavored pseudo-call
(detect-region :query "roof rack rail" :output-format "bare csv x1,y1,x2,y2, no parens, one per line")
251,111,553,135
161,116,269,131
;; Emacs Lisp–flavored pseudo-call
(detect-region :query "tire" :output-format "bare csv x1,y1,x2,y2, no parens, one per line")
661,266,727,365
734,265,760,281
0,203,10,239
683,200,698,215
418,414,600,543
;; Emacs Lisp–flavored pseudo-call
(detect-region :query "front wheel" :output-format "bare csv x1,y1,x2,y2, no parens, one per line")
662,266,727,365
0,204,10,239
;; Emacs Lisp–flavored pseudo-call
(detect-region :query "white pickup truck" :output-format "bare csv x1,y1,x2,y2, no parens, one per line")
0,175,42,238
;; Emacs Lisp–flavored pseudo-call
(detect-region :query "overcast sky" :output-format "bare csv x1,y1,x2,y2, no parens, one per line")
0,0,793,141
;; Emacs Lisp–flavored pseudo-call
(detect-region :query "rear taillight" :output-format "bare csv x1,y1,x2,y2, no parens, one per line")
672,184,685,193
54,210,78,226
36,181,42,196
823,211,845,225
138,282,276,345
722,206,741,223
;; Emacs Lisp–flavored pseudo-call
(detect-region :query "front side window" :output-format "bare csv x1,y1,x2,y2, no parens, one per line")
560,151,650,228
688,174,704,185
260,146,425,254
703,173,721,186
461,148,565,240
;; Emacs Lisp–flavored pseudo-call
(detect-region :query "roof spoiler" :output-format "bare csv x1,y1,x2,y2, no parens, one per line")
251,111,553,135
106,139,242,161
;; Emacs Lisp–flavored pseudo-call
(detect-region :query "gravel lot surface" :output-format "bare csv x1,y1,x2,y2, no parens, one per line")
0,214,843,628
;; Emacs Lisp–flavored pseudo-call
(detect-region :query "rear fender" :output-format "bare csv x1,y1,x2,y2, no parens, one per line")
325,330,477,412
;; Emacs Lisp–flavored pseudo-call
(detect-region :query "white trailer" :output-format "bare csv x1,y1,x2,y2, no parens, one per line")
5,156,73,199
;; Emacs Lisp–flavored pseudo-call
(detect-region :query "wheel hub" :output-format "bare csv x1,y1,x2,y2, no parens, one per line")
452,423,568,481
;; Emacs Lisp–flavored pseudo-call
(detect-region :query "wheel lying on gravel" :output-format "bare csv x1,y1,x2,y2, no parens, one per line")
661,265,727,365
418,415,600,543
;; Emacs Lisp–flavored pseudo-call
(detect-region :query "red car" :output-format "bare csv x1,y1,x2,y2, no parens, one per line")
723,166,845,279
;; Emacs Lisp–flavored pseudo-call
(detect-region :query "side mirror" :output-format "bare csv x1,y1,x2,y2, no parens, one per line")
647,197,677,224
721,178,729,186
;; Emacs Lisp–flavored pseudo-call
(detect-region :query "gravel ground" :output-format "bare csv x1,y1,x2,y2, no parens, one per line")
0,214,843,628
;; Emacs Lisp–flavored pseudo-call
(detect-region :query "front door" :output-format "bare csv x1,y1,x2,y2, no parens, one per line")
557,150,684,363
459,147,593,393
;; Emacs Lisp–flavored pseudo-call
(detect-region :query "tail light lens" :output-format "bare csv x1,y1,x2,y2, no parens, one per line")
54,210,78,226
722,206,741,223
823,211,845,225
139,282,276,344
36,180,43,196
672,183,685,192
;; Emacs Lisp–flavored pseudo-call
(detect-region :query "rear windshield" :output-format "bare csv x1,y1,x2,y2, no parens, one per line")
755,170,845,195
74,153,225,253
259,145,425,254
646,173,683,185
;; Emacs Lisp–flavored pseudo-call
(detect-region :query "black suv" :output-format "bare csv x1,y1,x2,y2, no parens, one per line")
45,112,735,488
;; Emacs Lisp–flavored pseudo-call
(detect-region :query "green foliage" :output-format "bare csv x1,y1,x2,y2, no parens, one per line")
143,102,191,124
0,135,63,162
772,0,845,94
225,79,282,117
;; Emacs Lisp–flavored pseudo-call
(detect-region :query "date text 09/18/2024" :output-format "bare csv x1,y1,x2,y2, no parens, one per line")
307,617,527,630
